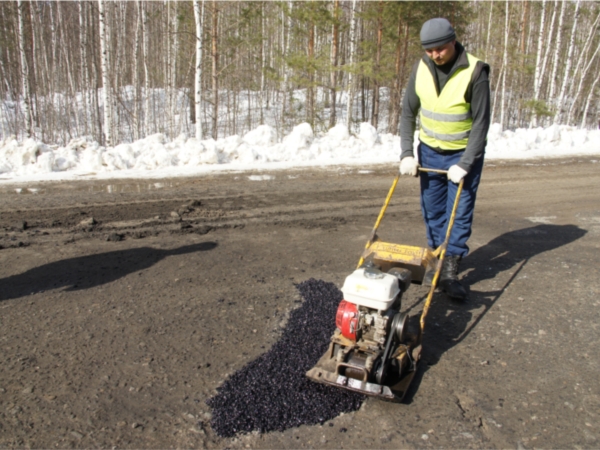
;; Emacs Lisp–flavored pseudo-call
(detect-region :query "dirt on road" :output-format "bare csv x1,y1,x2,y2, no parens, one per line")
0,157,599,449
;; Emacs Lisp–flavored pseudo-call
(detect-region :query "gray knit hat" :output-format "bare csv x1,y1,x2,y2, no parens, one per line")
420,18,456,49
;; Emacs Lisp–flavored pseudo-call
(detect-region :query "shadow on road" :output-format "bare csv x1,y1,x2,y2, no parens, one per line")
0,241,218,302
403,224,587,403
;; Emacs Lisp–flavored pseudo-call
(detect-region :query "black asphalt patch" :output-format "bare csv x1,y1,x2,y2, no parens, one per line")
206,278,364,437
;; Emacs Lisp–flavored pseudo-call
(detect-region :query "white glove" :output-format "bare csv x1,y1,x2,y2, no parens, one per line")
448,165,468,184
399,157,420,177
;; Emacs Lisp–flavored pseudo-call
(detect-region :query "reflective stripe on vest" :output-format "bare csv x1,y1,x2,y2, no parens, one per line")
415,52,480,150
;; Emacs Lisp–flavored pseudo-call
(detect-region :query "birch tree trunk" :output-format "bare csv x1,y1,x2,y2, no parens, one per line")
566,10,600,92
530,0,546,127
58,3,78,139
0,49,6,136
533,0,546,110
113,2,124,141
141,1,150,136
371,1,383,129
165,1,173,137
567,39,600,125
17,0,33,138
37,3,54,135
345,0,357,132
267,7,274,111
328,0,339,129
0,4,10,111
89,3,102,141
500,0,510,128
78,1,91,136
554,0,580,124
28,1,40,133
538,0,557,94
211,1,218,139
0,40,9,100
193,0,204,140
282,1,293,132
2,5,16,98
171,1,180,136
565,10,600,124
133,1,141,140
307,19,315,128
99,0,113,146
259,2,265,124
486,0,494,56
580,62,600,128
390,17,409,134
519,1,530,54
548,0,567,102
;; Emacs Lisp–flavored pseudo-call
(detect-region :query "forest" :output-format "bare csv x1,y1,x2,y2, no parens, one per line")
1,0,599,147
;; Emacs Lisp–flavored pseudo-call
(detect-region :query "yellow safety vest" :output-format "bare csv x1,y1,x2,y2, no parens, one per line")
415,52,480,150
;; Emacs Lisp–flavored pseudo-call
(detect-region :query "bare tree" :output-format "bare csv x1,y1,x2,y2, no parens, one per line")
499,0,511,128
370,1,383,129
307,14,315,128
390,7,410,134
567,31,600,124
281,0,293,133
17,0,33,137
78,1,91,137
345,0,358,132
548,0,567,102
566,9,600,125
211,1,219,139
554,0,581,124
580,60,600,128
193,0,204,140
531,0,546,127
141,0,150,136
132,0,141,140
328,0,339,128
98,0,113,145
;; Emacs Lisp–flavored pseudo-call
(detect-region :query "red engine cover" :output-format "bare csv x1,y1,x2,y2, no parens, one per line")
336,300,359,340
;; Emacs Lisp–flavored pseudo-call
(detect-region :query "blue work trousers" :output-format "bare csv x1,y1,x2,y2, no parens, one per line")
417,142,484,258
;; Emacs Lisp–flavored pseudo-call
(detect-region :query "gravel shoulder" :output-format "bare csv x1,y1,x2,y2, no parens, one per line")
1,157,599,448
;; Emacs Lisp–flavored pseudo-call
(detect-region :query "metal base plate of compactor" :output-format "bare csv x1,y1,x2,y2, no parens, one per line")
306,328,421,402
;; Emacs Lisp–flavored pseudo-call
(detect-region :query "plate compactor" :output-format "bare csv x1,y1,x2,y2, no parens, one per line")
306,169,464,401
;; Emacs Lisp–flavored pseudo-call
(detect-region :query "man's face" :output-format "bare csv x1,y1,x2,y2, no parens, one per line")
425,40,456,65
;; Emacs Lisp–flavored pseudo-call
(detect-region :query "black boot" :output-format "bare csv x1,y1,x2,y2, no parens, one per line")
439,255,468,301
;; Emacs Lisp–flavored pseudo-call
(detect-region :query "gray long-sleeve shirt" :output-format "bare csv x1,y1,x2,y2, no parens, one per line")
399,42,490,173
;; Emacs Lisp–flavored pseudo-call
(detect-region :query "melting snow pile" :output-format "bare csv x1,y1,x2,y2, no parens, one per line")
0,122,599,182
485,123,600,159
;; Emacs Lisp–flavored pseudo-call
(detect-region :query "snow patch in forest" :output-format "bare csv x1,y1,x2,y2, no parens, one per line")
0,122,599,183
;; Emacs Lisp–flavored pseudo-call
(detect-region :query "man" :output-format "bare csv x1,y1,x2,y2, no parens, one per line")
399,18,490,301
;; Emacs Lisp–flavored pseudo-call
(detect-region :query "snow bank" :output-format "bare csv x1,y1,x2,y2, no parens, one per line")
485,123,600,159
0,122,598,183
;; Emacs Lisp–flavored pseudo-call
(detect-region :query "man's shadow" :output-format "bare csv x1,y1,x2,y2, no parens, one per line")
403,224,587,402
0,241,218,302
